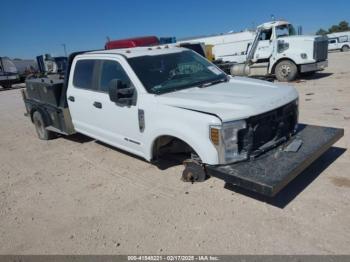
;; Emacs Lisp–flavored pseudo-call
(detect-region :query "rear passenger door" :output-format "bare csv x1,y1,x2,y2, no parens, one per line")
67,58,101,135
67,57,144,158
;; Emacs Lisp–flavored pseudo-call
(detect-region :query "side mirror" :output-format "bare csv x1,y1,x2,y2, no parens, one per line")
108,79,135,105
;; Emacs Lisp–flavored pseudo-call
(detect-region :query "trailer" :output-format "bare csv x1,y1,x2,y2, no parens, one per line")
0,57,19,88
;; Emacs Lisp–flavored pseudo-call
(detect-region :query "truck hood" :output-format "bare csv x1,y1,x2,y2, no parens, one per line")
155,77,298,122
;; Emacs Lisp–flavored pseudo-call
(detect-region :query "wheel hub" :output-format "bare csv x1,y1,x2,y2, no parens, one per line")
280,65,291,77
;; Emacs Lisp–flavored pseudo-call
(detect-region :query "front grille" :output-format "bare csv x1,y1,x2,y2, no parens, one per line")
314,37,328,61
238,101,298,157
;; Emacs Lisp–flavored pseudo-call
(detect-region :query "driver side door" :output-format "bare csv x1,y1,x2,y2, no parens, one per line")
255,29,274,61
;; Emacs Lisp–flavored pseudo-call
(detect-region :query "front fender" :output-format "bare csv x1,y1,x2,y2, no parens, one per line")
144,124,219,165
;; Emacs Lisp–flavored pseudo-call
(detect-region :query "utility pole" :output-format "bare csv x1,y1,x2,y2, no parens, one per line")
62,44,67,57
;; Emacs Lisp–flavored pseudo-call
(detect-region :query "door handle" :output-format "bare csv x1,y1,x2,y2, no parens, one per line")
93,101,102,109
68,96,75,102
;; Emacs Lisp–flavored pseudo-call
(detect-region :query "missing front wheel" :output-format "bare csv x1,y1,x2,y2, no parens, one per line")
182,159,208,183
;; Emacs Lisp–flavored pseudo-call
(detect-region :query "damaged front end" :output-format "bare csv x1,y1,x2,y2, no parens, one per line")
182,99,343,197
210,99,299,165
206,124,343,196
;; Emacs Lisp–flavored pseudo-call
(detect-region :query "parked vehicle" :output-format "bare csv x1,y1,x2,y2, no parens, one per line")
12,59,38,82
178,20,329,82
0,57,19,88
327,32,350,52
105,36,159,50
22,46,343,196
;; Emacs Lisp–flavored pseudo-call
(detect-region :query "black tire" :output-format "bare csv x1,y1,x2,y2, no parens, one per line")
32,111,55,140
275,60,298,82
341,45,349,52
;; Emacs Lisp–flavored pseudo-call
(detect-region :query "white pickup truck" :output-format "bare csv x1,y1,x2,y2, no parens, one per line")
327,32,350,52
22,46,343,196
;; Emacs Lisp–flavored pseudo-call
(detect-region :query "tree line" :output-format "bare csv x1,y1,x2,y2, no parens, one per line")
316,21,350,35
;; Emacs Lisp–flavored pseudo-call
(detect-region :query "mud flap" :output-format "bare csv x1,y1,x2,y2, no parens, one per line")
206,125,344,197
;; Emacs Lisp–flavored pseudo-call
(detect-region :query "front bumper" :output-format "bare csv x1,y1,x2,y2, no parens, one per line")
206,124,343,197
300,60,328,73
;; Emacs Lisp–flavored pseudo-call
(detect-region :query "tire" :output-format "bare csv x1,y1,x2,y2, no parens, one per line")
32,111,55,140
341,45,349,52
275,60,298,82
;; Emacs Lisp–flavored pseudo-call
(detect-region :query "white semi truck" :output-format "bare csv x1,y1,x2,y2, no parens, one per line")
179,20,329,82
22,46,343,196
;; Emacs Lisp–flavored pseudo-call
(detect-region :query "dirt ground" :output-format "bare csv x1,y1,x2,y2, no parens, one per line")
0,52,349,255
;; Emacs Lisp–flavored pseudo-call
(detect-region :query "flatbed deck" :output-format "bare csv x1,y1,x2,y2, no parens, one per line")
207,124,344,197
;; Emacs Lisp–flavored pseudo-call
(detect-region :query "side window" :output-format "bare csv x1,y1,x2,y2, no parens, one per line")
99,60,131,92
259,29,272,41
73,60,96,90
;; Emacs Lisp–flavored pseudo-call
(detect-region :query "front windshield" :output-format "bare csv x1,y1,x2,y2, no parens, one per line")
275,24,297,38
127,50,227,94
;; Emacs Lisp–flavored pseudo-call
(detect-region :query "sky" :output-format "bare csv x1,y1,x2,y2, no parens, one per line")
1,0,349,59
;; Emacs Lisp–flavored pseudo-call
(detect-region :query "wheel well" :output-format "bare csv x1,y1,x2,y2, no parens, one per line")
151,135,200,162
271,58,297,74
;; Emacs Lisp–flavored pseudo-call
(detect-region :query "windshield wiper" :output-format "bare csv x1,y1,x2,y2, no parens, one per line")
198,76,229,88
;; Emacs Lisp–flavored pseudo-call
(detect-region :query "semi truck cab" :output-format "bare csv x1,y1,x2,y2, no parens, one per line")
233,20,329,81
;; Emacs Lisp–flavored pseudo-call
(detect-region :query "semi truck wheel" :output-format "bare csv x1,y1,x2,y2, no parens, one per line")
33,111,55,140
275,60,298,82
341,45,349,52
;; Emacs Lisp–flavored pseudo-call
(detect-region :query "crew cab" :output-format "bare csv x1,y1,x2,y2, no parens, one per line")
22,46,343,197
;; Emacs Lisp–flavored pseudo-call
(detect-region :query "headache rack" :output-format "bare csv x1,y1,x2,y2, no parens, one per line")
238,100,298,158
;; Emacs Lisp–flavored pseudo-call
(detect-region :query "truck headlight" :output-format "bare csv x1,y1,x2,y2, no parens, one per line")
210,120,247,164
277,40,289,53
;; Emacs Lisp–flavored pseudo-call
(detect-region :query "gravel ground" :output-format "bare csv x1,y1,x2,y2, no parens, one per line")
0,52,349,254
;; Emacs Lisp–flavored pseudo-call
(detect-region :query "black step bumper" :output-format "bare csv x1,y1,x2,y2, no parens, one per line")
206,125,344,197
